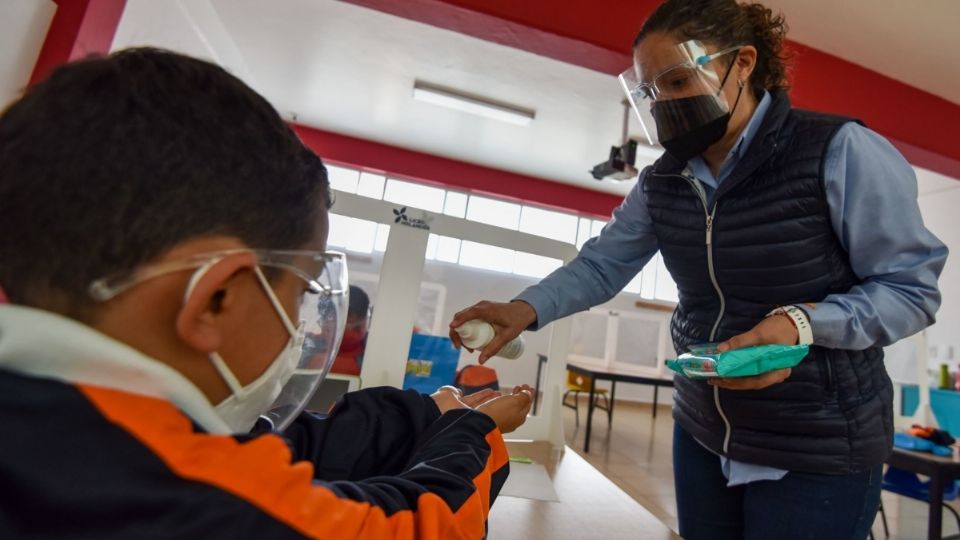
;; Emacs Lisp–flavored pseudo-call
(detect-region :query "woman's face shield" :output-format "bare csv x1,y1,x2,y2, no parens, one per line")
619,40,741,147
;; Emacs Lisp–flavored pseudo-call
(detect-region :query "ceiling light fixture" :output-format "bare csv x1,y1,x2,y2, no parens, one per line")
412,81,535,126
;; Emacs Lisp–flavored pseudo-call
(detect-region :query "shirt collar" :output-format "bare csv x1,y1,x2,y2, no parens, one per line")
688,89,772,187
0,304,231,434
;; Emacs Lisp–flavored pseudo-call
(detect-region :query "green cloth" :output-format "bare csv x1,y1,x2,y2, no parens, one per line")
667,344,809,379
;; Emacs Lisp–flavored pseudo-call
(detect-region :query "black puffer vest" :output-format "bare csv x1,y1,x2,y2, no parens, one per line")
644,91,893,474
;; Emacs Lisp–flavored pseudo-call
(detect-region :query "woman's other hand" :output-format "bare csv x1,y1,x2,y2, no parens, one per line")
710,314,799,390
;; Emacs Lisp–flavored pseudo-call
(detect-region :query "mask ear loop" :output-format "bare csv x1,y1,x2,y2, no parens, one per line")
715,50,746,116
181,258,247,396
252,267,298,338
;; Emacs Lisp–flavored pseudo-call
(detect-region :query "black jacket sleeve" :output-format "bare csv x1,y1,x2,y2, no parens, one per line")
281,386,442,480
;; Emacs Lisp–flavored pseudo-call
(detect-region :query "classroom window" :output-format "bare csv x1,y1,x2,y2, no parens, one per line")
383,178,446,213
327,165,360,193
323,165,679,297
591,219,608,237
373,224,390,252
466,195,521,230
443,191,468,218
519,205,579,244
576,217,594,249
357,172,386,199
458,240,515,274
513,251,563,279
327,213,378,254
435,235,462,263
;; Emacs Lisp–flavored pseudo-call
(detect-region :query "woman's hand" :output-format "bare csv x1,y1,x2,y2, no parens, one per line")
449,300,537,363
709,314,798,390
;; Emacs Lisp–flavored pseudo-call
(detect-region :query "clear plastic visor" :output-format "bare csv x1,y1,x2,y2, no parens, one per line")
261,251,349,430
89,249,349,432
619,40,741,145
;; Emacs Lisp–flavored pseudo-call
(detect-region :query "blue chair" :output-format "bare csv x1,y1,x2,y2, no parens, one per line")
880,466,960,539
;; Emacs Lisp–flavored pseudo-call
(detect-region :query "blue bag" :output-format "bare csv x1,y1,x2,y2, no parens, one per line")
402,333,460,394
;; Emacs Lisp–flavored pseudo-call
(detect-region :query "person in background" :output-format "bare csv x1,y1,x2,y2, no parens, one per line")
450,1,947,538
0,47,532,539
333,285,370,375
303,285,369,376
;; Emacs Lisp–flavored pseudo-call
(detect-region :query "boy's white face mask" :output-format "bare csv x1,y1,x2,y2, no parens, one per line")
185,262,304,433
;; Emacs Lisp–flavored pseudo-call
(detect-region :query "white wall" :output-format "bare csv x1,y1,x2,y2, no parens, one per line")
0,0,56,109
916,167,960,371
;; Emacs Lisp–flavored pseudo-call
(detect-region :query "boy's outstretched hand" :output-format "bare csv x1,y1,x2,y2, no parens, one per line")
431,385,534,433
475,385,534,434
431,386,469,414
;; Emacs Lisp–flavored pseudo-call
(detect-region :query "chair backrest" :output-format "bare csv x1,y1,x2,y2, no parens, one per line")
566,370,591,390
454,364,500,394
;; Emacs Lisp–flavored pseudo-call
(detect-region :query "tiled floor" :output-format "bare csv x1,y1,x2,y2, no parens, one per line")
561,399,960,539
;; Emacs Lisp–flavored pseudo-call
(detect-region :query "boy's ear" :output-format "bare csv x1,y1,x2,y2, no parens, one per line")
175,253,258,354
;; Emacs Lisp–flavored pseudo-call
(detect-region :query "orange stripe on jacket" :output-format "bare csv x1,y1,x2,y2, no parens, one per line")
77,385,505,539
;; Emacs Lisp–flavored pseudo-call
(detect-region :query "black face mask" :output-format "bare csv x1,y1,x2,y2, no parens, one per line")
651,52,746,163
651,95,731,161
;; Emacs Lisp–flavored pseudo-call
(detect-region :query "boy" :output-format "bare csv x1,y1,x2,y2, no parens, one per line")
0,48,531,539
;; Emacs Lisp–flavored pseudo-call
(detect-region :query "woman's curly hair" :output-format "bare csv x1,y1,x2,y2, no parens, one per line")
635,0,791,97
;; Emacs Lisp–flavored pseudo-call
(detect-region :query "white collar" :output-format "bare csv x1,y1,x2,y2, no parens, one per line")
0,304,231,434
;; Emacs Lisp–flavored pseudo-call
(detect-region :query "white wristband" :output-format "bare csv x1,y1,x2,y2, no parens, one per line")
766,305,813,345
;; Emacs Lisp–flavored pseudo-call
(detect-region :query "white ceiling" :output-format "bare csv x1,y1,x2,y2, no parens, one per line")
111,0,958,203
763,0,960,106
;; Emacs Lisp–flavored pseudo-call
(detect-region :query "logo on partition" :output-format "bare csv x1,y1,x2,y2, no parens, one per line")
393,207,433,231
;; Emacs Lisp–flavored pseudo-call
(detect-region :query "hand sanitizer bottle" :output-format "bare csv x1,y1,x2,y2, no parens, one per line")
455,320,525,359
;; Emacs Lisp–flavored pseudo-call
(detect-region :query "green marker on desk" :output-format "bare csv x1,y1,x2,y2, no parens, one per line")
509,456,534,464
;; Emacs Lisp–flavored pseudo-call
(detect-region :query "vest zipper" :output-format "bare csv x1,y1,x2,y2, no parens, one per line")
682,174,733,454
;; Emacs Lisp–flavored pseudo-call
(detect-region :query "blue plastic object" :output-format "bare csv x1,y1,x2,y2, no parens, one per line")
901,385,960,437
883,466,960,501
402,334,460,394
893,432,953,457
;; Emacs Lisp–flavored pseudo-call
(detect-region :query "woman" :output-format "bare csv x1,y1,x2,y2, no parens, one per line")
449,1,948,538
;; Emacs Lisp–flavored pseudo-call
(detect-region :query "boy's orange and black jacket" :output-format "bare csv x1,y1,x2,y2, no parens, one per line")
0,370,509,539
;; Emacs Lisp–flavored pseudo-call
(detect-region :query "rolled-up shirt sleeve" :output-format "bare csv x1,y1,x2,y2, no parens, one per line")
806,123,948,349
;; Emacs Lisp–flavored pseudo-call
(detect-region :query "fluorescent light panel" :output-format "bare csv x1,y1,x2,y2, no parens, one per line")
413,81,535,126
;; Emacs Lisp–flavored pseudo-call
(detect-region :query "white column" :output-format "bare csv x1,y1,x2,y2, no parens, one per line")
360,223,429,388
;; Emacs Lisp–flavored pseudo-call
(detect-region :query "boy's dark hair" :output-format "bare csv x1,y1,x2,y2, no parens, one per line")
0,48,330,321
347,285,371,320
635,0,791,98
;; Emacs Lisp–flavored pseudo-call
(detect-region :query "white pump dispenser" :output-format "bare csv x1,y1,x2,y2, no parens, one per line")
455,320,525,360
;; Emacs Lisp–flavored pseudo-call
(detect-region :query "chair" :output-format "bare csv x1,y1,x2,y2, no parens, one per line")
878,466,960,540
562,370,611,427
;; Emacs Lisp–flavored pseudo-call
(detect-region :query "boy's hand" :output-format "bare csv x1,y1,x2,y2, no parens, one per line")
461,388,501,408
431,386,467,414
475,385,533,433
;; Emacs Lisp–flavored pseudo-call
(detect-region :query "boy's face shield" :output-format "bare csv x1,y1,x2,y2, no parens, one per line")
259,251,349,430
619,40,741,146
89,249,349,431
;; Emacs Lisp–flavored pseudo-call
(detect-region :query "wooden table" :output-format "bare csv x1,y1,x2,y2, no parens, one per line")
566,361,674,452
887,447,960,540
488,441,680,540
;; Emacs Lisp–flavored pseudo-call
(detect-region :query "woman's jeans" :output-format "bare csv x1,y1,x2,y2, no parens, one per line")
673,423,882,540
